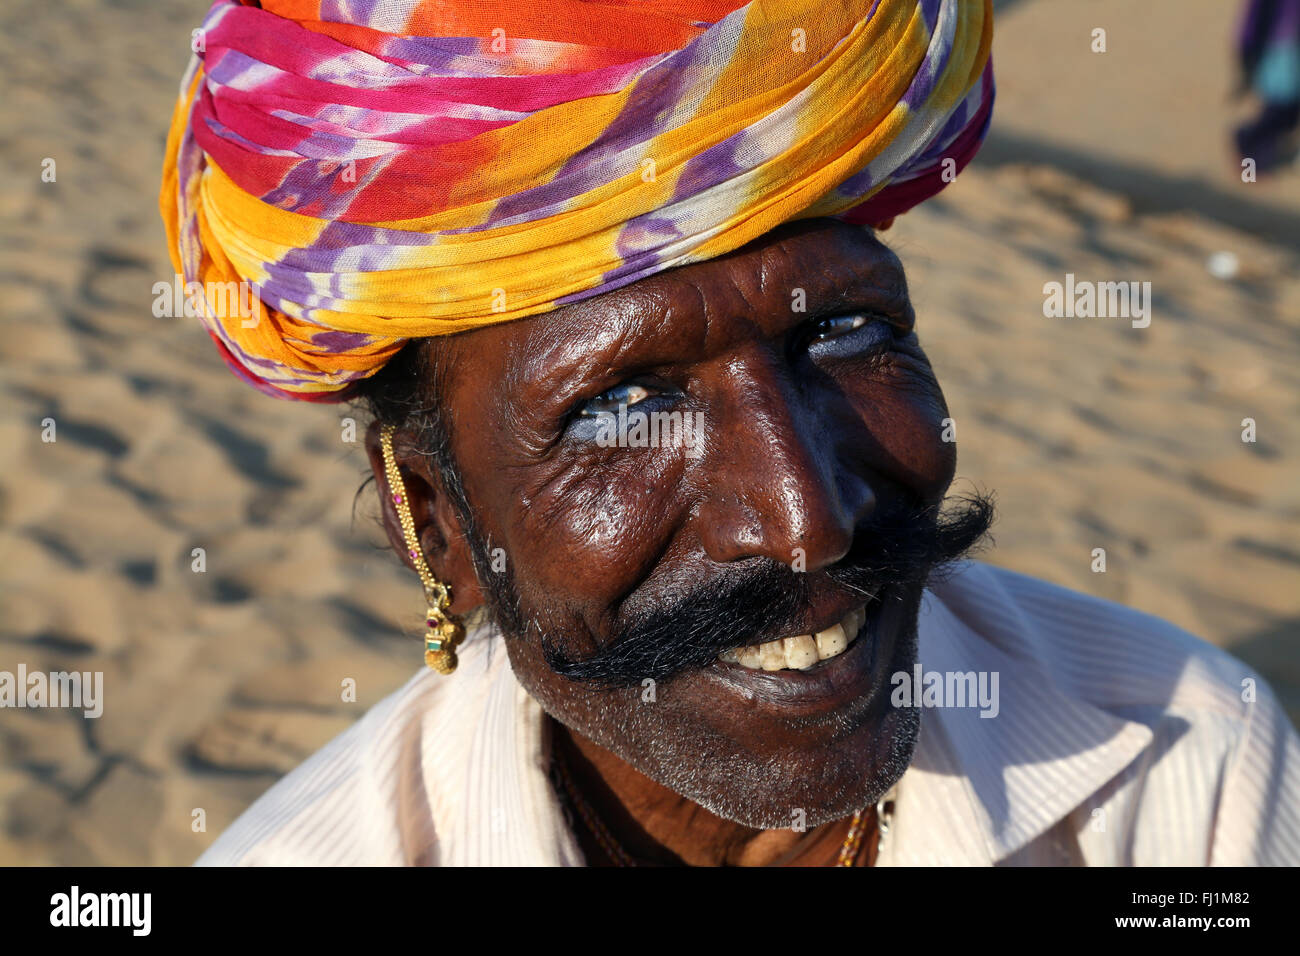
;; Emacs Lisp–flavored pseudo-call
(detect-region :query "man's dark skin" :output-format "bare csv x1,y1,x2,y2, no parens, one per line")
364,218,963,866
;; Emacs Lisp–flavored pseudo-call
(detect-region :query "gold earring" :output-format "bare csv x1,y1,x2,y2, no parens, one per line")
380,424,465,674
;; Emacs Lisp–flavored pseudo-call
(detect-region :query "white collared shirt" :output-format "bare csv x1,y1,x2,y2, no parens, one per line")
195,561,1300,866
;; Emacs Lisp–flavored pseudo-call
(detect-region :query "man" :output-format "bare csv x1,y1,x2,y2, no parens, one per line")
164,0,1300,866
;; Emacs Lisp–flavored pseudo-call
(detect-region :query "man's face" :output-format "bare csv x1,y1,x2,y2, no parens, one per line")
426,218,983,828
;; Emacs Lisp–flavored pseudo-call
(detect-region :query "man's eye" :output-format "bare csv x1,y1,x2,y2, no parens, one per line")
579,382,654,417
806,312,896,354
813,313,873,340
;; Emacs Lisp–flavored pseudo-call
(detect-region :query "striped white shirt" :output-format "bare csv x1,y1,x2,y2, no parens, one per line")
195,561,1300,866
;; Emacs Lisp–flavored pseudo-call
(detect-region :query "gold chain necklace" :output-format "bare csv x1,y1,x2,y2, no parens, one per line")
551,743,882,866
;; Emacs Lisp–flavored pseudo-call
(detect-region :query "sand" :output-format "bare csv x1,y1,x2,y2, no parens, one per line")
0,0,1297,864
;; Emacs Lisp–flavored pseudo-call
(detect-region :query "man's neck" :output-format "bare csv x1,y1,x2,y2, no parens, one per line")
551,717,870,867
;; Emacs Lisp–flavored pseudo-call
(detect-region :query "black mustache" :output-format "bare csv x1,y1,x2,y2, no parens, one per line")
541,491,996,687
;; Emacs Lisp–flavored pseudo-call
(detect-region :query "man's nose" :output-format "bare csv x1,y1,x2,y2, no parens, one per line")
695,368,875,572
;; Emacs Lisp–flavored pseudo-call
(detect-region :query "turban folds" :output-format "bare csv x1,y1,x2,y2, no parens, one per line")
161,0,994,401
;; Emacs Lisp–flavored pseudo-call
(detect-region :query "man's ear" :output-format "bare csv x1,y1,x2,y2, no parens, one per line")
363,420,485,615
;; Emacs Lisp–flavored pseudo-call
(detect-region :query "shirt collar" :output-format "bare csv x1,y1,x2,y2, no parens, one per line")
884,566,1154,864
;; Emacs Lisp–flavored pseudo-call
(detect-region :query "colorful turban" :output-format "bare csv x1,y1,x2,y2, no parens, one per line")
160,0,994,401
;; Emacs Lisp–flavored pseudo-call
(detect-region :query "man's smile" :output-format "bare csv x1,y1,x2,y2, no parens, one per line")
717,595,874,671
694,582,915,721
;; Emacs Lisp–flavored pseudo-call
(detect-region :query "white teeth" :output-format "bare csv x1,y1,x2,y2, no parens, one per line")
782,635,820,671
814,623,847,660
758,640,786,671
719,606,867,671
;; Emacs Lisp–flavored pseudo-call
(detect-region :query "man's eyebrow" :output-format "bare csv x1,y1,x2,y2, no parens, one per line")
512,296,663,413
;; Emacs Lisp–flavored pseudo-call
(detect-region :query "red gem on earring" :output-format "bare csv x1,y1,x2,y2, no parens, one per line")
393,494,403,503
409,549,418,558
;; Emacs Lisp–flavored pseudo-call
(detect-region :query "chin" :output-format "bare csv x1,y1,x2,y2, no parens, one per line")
630,593,926,830
656,695,921,830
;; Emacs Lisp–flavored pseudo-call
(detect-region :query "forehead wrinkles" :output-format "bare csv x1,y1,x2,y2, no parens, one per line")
636,227,890,353
702,227,895,342
511,271,734,394
762,224,895,296
513,285,682,400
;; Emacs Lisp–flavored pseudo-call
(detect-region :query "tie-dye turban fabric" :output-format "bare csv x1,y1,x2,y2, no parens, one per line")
160,0,994,401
